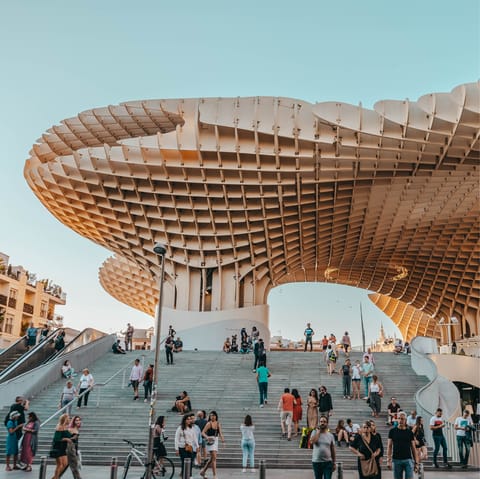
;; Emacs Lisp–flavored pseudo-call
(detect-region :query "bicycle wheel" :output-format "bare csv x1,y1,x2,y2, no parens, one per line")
153,456,175,479
121,454,132,479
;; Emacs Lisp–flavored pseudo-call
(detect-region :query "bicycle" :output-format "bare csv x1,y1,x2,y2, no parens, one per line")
121,439,175,479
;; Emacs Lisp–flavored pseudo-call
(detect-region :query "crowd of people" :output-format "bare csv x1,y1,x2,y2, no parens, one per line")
4,319,478,479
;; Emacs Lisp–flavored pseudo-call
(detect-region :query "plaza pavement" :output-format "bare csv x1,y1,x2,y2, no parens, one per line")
0,465,479,479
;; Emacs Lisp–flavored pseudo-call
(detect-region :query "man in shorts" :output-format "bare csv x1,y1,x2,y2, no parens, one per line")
277,387,295,440
304,323,315,352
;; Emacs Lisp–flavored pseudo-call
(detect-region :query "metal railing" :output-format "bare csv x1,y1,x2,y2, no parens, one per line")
40,355,143,428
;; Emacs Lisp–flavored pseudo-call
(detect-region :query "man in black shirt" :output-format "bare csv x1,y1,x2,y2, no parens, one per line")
387,412,418,479
304,323,314,352
387,397,401,425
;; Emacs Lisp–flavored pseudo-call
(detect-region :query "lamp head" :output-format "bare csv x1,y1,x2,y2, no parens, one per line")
153,243,167,256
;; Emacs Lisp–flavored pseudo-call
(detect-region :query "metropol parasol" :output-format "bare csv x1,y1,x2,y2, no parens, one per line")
24,82,479,348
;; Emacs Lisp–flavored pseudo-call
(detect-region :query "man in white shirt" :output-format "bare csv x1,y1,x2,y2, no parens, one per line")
406,410,417,428
454,410,473,468
129,358,143,401
429,408,452,469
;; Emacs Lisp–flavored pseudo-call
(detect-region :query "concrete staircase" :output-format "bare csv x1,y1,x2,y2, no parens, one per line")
0,350,429,470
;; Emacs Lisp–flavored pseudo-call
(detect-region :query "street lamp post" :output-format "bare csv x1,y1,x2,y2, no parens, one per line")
145,243,167,479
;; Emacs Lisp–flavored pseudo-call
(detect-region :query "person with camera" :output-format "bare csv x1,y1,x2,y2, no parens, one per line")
310,415,336,479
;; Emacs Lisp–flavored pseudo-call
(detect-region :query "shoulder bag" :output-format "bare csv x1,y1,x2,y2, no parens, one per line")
360,435,378,477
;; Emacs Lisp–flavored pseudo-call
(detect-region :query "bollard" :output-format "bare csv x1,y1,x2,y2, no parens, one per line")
259,459,266,479
110,457,118,479
336,461,343,479
38,456,47,479
182,458,191,479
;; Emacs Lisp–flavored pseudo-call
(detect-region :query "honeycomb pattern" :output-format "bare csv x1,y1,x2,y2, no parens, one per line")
24,82,480,340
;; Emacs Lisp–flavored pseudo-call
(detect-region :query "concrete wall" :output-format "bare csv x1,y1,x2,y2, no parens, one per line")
429,354,480,388
156,304,270,351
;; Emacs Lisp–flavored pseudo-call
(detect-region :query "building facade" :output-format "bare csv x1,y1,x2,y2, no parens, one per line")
0,252,66,348
23,82,479,349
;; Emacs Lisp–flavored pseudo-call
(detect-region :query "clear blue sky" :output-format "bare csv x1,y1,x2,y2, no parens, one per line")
1,1,478,345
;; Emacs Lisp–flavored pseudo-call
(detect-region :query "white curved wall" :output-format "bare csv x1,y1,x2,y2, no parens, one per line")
155,304,270,351
429,354,480,388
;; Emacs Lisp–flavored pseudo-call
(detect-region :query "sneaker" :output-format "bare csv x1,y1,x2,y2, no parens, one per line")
242,469,247,473
259,404,264,408
444,463,452,469
252,369,256,373
144,399,148,403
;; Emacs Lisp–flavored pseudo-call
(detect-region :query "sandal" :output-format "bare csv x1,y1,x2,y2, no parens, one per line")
25,466,32,472
5,466,12,471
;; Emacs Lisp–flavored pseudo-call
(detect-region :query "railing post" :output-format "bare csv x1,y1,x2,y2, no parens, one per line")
182,458,191,479
38,456,47,479
110,457,118,479
336,461,343,479
259,459,266,478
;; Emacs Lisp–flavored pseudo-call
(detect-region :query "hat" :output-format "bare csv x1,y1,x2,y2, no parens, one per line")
10,411,20,419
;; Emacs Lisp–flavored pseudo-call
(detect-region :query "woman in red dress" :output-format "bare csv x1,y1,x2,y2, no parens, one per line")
291,389,303,437
20,412,40,472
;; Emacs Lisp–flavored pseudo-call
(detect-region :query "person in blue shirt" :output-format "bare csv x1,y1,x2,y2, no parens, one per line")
304,323,315,352
256,362,271,407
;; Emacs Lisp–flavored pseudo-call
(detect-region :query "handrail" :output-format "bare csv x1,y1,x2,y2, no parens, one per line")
47,327,107,362
39,354,143,429
0,329,59,381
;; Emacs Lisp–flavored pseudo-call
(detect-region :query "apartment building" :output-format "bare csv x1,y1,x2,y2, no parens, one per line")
0,252,66,348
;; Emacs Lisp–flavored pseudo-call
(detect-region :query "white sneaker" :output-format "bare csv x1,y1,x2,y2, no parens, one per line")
242,468,247,473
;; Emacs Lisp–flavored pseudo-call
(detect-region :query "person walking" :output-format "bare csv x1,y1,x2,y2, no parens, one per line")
349,420,382,479
19,411,40,472
326,345,337,375
66,415,82,479
76,369,94,408
50,413,73,479
256,361,270,407
304,323,315,352
175,413,197,478
351,360,362,400
310,415,336,479
307,389,319,428
143,363,154,403
412,416,428,465
318,386,333,421
341,331,351,356
361,355,374,399
60,380,77,415
25,322,37,350
292,389,303,437
165,335,174,365
252,338,265,372
129,358,143,401
153,416,168,475
368,375,383,418
387,411,418,479
429,408,452,469
454,409,473,469
200,411,225,479
340,359,352,399
277,388,295,440
240,414,255,473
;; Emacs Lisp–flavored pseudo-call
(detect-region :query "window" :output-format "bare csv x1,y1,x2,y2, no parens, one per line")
40,301,48,318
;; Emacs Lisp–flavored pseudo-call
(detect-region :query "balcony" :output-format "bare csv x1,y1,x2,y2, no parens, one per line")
23,303,34,315
8,297,16,308
0,294,6,306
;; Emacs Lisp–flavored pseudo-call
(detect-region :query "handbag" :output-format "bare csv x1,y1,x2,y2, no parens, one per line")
360,436,378,477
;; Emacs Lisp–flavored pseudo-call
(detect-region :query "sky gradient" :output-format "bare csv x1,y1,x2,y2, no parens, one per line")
1,0,478,345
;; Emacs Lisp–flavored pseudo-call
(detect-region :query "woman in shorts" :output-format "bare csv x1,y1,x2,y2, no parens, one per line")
351,360,362,400
200,411,225,479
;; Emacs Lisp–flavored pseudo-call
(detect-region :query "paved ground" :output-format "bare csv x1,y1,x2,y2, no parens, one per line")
0,465,479,479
